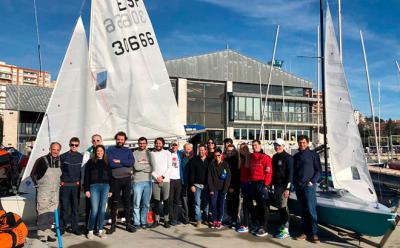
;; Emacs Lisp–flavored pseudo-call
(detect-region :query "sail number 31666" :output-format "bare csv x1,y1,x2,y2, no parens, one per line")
112,32,154,56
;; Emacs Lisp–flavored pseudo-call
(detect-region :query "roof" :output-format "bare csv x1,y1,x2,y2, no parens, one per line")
5,84,53,112
165,49,313,88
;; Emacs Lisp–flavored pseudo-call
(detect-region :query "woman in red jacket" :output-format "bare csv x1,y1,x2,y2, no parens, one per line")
249,140,272,237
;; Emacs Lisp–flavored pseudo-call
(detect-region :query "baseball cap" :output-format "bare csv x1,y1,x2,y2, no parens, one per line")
171,140,179,146
273,138,285,146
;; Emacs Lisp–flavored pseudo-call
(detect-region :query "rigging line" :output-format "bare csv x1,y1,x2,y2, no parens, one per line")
33,0,43,76
79,0,87,16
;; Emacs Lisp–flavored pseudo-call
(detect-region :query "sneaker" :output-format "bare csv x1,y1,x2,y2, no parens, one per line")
308,235,320,243
72,229,82,236
275,229,290,239
98,230,107,238
87,231,94,240
107,225,116,234
237,226,249,233
250,226,259,235
141,224,148,229
211,221,217,229
296,233,307,241
150,221,159,228
231,222,237,229
47,235,57,242
255,228,268,237
216,221,222,230
121,217,126,223
126,224,136,233
164,222,171,228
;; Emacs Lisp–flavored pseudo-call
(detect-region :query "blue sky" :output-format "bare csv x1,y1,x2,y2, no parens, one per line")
1,0,399,119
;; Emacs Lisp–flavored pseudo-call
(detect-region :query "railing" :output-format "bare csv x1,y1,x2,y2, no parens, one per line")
264,111,322,124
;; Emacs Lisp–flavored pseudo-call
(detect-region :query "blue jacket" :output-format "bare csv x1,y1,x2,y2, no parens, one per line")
60,151,83,183
107,146,134,169
178,150,193,185
293,148,321,186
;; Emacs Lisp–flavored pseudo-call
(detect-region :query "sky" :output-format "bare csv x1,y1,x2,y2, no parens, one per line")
0,0,399,119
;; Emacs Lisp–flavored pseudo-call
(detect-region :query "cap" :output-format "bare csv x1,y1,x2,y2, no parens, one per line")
171,140,179,146
273,138,285,146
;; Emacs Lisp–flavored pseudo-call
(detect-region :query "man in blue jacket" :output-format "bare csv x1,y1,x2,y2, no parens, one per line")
107,131,135,234
293,135,322,243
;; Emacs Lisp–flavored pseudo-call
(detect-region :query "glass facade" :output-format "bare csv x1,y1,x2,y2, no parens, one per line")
233,82,310,97
187,81,225,128
233,126,310,142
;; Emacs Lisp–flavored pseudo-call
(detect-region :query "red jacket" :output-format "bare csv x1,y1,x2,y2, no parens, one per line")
239,158,251,183
249,152,272,186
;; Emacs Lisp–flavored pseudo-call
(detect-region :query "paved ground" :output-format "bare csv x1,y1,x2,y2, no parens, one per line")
25,216,400,248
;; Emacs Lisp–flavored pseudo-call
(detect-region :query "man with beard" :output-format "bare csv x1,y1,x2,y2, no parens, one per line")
107,131,135,234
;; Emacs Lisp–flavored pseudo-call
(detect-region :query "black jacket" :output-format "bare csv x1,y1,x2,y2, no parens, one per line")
188,156,210,186
84,158,112,192
30,154,61,185
208,160,231,193
224,154,240,189
272,150,293,188
60,151,83,183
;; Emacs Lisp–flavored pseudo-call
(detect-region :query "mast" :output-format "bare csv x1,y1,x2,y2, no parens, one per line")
360,30,381,164
281,80,287,139
338,0,343,62
317,24,321,145
260,25,280,141
378,81,381,161
320,0,329,187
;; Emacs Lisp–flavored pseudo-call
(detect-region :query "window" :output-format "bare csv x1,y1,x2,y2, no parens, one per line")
249,129,255,140
234,129,241,139
241,129,248,140
254,98,261,120
246,98,253,120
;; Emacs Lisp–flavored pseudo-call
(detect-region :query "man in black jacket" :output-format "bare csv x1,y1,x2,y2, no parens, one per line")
30,142,62,243
293,135,322,243
189,144,210,227
59,137,83,235
272,139,293,239
224,143,240,228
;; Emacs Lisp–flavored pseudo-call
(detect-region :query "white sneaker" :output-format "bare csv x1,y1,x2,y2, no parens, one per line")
121,217,126,223
87,231,94,240
98,230,107,238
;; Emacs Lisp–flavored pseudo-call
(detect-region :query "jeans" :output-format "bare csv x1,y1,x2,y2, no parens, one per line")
295,184,318,236
210,190,226,222
59,185,80,232
88,184,110,231
193,185,209,221
132,181,152,226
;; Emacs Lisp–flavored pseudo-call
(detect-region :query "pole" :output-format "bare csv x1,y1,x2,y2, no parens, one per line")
54,208,63,248
338,0,343,62
317,24,321,145
360,30,381,164
260,25,280,141
282,80,287,139
396,60,400,74
320,0,329,188
378,81,381,162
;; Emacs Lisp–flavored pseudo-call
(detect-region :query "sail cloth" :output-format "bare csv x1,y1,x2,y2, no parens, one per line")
20,18,94,193
324,6,377,203
89,0,185,140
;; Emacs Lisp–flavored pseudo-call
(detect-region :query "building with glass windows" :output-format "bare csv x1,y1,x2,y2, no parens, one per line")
166,49,321,145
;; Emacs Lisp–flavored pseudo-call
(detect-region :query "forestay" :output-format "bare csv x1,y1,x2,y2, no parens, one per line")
20,18,94,193
89,0,185,141
324,6,377,203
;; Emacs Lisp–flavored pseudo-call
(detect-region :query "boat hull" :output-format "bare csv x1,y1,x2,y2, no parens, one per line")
288,191,396,237
0,194,37,226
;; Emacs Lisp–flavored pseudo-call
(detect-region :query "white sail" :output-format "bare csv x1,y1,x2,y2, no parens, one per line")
88,0,185,141
324,6,377,202
19,18,94,193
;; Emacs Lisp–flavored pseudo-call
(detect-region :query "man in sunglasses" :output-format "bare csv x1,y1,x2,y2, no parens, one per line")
59,137,84,235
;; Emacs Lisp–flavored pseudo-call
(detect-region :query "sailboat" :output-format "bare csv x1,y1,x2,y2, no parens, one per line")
289,3,397,237
1,0,185,224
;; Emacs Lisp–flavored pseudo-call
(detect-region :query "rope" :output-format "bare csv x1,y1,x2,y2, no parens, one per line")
79,0,87,17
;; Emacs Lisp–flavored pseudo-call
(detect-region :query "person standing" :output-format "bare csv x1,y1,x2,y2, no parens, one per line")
82,134,103,234
132,137,153,229
169,141,182,226
208,148,231,229
30,142,62,242
59,137,84,235
206,139,216,160
189,144,210,227
271,139,293,239
150,137,172,228
249,139,272,237
107,131,135,234
178,143,193,224
84,145,112,239
224,143,240,228
237,143,255,233
293,135,321,243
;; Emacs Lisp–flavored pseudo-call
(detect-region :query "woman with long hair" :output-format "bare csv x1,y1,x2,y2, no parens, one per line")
84,145,112,239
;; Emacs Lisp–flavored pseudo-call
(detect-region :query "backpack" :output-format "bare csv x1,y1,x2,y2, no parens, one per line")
0,210,28,248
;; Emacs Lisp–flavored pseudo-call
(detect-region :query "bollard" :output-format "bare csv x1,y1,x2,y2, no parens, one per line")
54,208,63,248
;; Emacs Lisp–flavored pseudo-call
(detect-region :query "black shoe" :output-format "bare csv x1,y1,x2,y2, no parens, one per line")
107,225,116,234
164,222,171,228
150,221,159,228
47,235,57,242
73,229,82,236
59,229,65,236
126,224,136,233
182,220,189,225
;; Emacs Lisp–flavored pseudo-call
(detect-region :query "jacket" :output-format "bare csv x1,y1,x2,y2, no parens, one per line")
293,148,322,186
188,155,210,186
249,152,272,186
208,160,231,193
272,150,293,188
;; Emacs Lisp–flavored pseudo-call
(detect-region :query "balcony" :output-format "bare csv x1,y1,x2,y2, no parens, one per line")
264,111,322,125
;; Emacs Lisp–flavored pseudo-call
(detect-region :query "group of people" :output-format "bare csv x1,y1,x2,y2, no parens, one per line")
30,131,322,244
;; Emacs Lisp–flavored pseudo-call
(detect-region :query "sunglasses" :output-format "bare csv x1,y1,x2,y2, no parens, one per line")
70,143,79,147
